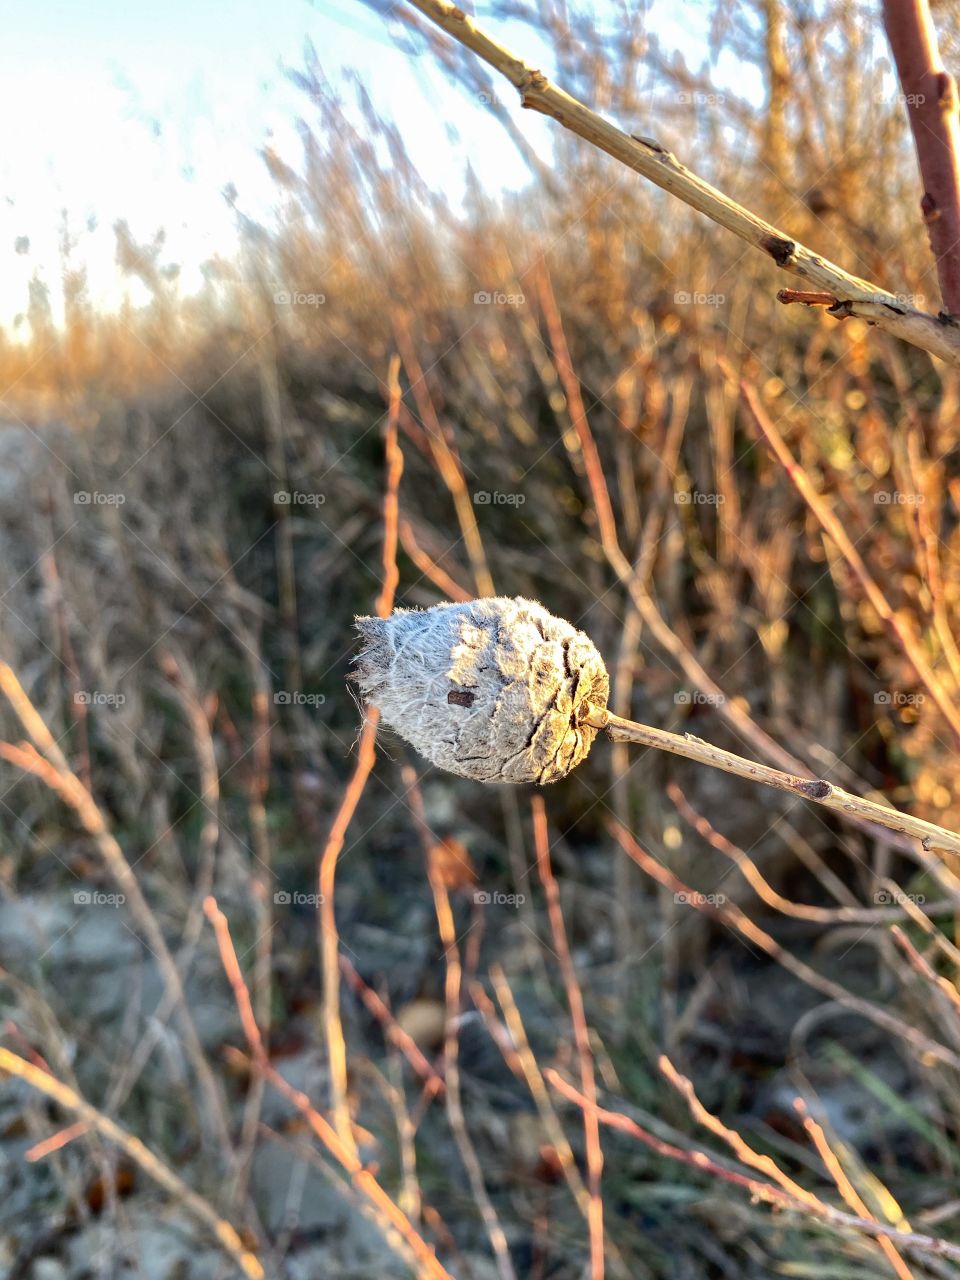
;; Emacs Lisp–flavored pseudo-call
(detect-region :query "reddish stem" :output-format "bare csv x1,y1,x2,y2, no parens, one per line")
883,0,960,316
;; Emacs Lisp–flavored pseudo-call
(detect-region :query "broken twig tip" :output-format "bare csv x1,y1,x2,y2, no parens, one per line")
777,289,839,309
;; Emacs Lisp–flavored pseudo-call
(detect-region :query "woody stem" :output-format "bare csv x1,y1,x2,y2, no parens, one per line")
579,703,960,856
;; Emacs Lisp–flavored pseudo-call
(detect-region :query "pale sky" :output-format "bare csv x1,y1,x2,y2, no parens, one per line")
0,0,742,333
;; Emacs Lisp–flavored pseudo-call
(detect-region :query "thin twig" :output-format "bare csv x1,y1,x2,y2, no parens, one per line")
0,668,236,1166
400,763,517,1280
376,355,405,618
555,1057,960,1268
776,288,840,307
531,797,605,1279
0,1046,262,1279
793,1096,916,1280
609,820,960,1069
397,519,473,601
203,898,454,1280
394,318,496,595
426,851,518,1280
234,643,275,1216
582,705,960,856
260,341,303,693
667,781,958,923
339,954,445,1096
740,378,960,744
535,262,814,780
631,1059,960,1266
484,967,590,1215
546,1067,798,1202
891,924,960,1017
318,355,404,1154
659,1056,827,1210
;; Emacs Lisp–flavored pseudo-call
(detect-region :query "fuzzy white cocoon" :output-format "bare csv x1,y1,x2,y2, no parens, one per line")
353,596,609,784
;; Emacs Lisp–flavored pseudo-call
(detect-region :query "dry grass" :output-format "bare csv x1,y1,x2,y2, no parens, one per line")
2,3,960,1277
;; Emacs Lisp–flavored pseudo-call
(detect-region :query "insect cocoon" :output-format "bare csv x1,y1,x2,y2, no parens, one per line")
353,596,609,784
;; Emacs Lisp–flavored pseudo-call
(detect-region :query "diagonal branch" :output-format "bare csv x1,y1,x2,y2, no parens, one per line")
0,1047,263,1279
402,0,960,367
883,0,960,317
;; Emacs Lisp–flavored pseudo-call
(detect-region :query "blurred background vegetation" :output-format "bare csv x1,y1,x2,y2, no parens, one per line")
3,2,960,1277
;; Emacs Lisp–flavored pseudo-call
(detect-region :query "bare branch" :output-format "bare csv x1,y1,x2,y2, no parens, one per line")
403,0,960,367
883,0,960,317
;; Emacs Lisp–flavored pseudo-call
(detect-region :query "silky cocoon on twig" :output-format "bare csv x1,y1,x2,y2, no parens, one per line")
354,596,609,783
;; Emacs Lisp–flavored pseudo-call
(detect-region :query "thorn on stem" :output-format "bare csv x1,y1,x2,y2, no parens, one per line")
935,71,956,111
921,192,941,224
631,134,669,155
759,234,796,267
796,779,831,799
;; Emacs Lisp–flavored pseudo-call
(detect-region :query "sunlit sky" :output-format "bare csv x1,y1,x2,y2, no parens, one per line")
0,0,748,332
